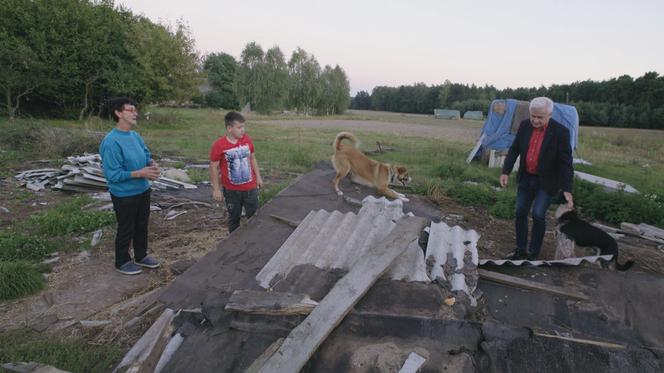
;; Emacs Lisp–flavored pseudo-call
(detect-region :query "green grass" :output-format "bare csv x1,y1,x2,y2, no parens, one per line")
23,196,115,236
0,261,45,300
0,329,122,372
0,232,56,262
186,168,210,183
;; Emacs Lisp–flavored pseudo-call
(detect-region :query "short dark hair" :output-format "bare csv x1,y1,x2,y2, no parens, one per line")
224,111,245,128
107,97,137,122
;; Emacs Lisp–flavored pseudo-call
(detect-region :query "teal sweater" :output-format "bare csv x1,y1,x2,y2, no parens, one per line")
100,128,151,197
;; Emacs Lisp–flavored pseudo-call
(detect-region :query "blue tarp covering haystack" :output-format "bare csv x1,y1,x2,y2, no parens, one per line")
477,99,579,154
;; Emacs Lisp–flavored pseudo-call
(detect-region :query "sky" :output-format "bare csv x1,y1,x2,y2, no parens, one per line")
120,0,664,95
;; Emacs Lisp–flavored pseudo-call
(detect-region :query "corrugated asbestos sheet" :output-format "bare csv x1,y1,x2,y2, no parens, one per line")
255,196,481,297
425,222,480,298
480,255,614,267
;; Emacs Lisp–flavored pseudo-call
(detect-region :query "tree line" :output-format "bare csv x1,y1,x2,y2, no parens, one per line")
351,73,664,129
199,43,350,115
1,0,351,120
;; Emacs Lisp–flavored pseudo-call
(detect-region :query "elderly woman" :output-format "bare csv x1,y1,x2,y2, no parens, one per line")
499,97,574,261
100,97,161,275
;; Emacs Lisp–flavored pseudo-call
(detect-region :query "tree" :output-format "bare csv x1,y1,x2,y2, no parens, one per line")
203,52,239,109
351,91,371,110
287,47,321,114
0,33,43,119
261,46,289,112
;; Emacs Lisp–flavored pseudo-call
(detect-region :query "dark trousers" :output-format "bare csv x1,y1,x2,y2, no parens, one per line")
223,188,258,232
515,173,552,259
111,189,151,268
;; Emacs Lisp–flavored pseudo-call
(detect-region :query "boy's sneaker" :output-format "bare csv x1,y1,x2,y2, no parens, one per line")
135,256,160,269
116,261,142,275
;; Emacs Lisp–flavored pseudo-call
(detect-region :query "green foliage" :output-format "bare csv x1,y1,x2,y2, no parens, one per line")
0,329,122,372
350,91,372,110
0,120,100,157
0,232,55,262
1,0,199,119
24,197,115,236
0,261,45,300
573,181,664,226
446,182,494,207
204,52,239,110
489,192,516,220
186,168,209,183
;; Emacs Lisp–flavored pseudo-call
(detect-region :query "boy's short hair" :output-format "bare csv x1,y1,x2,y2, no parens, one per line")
106,97,137,122
225,111,245,128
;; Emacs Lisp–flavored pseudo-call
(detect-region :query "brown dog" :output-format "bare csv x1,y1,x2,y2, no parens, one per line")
331,132,411,201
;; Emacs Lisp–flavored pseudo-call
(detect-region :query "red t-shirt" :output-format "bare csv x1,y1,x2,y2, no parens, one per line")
525,123,548,175
209,134,256,191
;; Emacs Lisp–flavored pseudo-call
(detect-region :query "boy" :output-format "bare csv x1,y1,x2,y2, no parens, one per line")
210,112,263,232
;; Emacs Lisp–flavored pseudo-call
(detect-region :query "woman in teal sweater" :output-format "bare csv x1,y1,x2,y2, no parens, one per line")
100,97,161,275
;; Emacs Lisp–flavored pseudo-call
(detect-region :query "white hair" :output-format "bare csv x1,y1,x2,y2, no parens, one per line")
529,97,554,114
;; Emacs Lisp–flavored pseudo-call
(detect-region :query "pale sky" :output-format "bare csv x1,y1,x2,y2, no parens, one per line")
120,0,664,95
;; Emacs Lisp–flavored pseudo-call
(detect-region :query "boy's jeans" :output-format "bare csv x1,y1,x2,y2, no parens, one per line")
223,188,259,232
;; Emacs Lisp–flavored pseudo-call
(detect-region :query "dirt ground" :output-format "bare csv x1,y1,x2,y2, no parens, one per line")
0,178,228,348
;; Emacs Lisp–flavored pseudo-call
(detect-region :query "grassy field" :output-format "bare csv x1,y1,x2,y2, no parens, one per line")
2,107,663,217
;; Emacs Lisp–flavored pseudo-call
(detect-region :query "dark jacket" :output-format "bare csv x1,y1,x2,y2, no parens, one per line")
501,118,574,195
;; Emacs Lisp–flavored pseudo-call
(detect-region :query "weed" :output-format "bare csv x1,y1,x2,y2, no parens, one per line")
0,261,45,300
0,231,55,262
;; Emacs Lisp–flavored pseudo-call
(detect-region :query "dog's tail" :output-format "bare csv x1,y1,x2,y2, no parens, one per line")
609,240,635,271
333,132,359,151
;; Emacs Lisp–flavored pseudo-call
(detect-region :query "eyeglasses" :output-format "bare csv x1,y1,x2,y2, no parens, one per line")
122,107,138,113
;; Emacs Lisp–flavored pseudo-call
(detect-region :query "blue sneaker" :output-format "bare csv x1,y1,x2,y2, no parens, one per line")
116,261,142,275
135,256,160,269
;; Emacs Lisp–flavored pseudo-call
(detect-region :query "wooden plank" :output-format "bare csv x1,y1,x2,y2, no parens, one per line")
114,308,175,373
638,223,664,240
256,216,428,373
466,134,485,163
226,290,318,316
478,269,588,301
270,214,301,228
533,332,626,349
245,339,284,373
574,171,638,193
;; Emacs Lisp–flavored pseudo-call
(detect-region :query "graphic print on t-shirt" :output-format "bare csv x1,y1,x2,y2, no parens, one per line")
225,144,252,185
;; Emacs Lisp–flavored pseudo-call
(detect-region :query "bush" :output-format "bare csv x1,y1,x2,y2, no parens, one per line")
489,191,516,219
0,232,55,262
0,121,100,157
0,261,45,300
573,181,664,226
